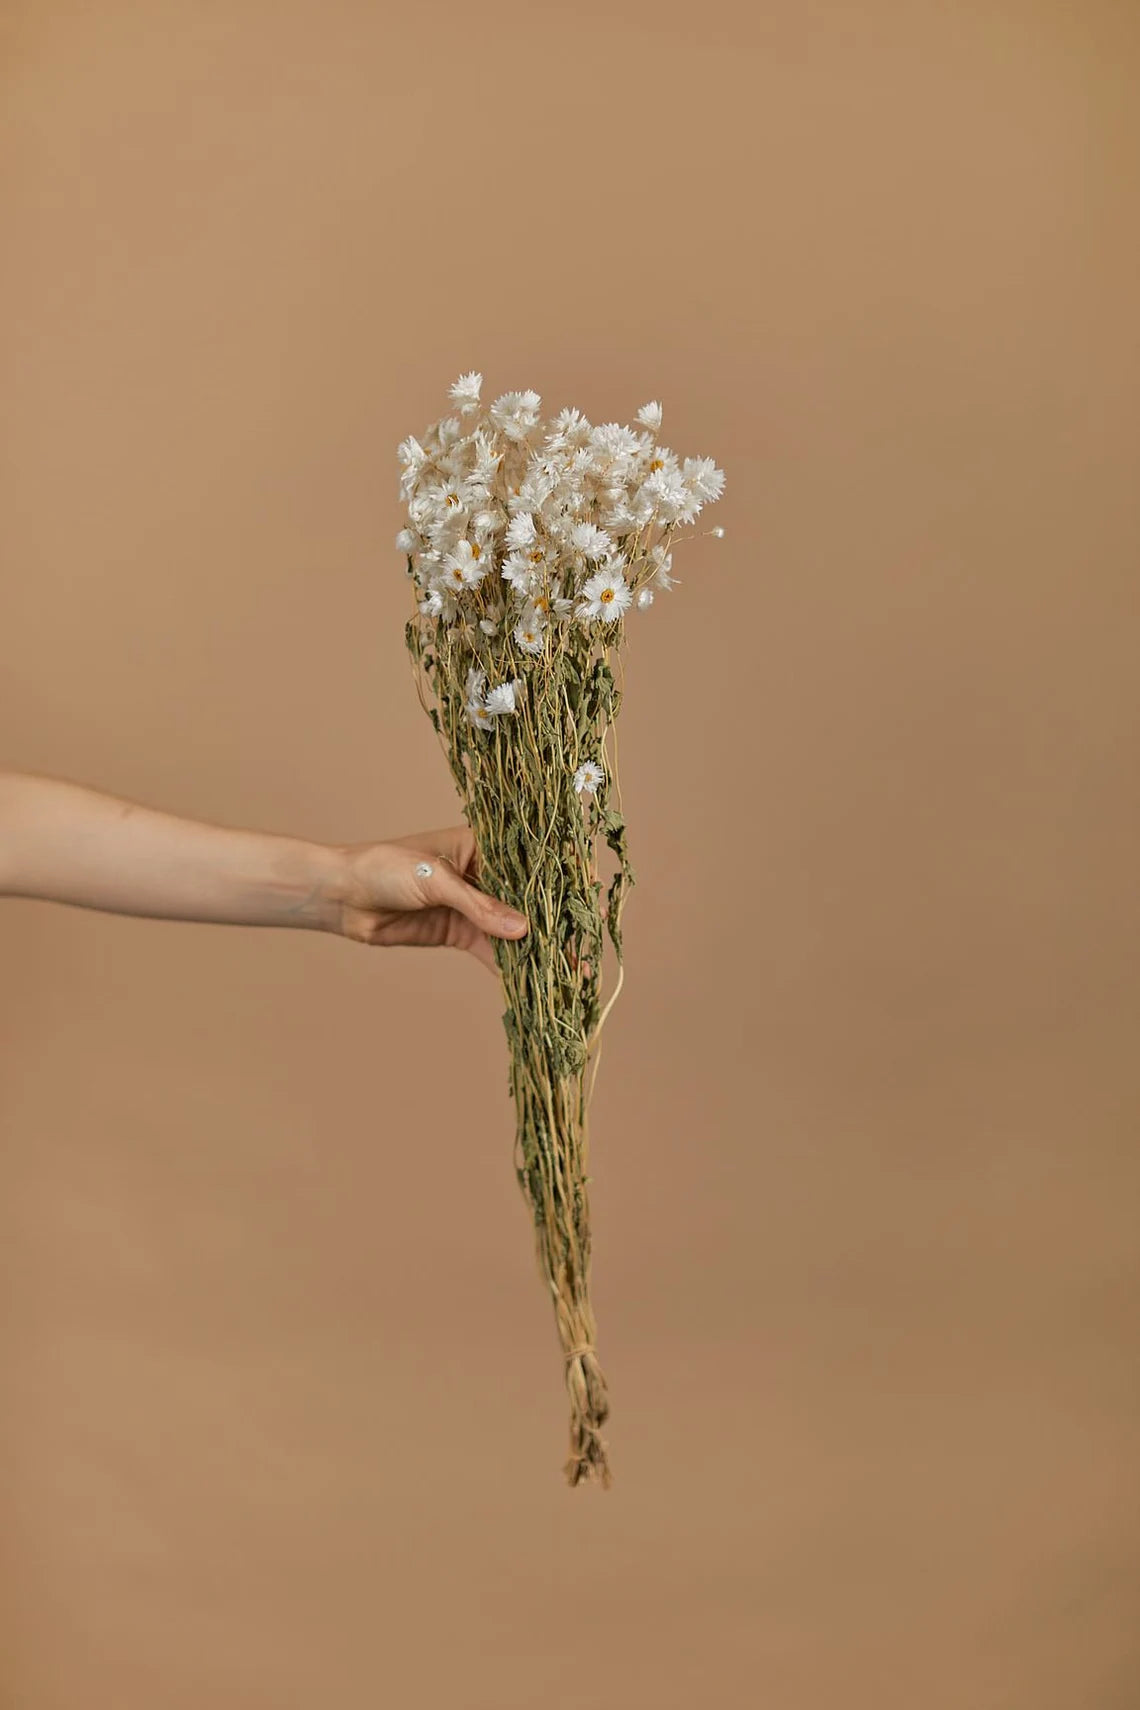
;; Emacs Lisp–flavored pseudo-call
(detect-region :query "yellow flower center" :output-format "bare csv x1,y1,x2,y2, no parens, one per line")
600,588,615,603
649,458,663,471
471,542,481,558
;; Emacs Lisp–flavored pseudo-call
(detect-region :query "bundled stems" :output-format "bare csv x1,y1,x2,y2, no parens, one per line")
406,607,635,1489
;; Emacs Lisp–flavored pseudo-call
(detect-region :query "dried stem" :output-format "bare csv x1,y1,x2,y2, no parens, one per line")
405,597,635,1488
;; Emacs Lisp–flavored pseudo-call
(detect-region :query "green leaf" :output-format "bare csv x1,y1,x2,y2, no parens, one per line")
566,894,600,937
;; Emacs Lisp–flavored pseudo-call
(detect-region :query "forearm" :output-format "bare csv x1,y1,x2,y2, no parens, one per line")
0,771,346,931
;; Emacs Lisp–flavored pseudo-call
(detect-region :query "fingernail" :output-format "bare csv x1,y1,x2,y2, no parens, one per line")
502,914,528,935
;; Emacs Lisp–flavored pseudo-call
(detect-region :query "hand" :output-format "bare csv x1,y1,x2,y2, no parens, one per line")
325,824,528,974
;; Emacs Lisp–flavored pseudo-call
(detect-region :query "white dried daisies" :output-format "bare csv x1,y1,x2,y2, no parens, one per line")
399,372,724,639
399,373,726,791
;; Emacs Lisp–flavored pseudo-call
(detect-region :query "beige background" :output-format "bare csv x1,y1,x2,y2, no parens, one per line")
2,2,1139,1705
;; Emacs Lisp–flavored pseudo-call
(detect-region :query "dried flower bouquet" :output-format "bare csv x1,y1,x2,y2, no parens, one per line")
397,373,725,1486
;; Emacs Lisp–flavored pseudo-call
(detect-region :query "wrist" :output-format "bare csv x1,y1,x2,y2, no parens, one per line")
267,837,349,934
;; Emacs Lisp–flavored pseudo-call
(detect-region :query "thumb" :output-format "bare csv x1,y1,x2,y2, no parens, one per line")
419,859,529,940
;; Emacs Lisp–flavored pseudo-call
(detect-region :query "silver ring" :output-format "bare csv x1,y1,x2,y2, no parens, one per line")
414,861,434,878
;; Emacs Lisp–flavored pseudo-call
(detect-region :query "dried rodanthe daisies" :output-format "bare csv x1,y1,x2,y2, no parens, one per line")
398,372,725,1487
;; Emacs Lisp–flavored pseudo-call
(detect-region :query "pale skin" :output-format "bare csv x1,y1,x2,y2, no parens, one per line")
0,772,529,974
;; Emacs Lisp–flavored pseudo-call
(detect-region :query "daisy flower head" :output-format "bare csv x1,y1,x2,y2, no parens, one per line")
490,389,542,441
514,612,546,655
441,538,490,591
570,521,614,560
600,500,640,537
636,587,654,609
641,465,696,524
395,527,417,553
574,760,604,796
484,679,520,716
681,456,726,506
398,434,426,472
408,493,435,529
419,588,446,618
636,400,663,432
448,371,483,414
578,566,633,623
506,511,538,551
469,432,503,488
515,466,558,515
398,437,428,499
654,552,677,591
465,698,496,732
591,422,642,462
426,475,473,517
501,552,536,596
550,405,591,442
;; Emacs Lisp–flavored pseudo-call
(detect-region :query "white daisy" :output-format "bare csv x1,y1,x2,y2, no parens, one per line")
681,455,725,504
440,538,490,591
469,434,503,487
448,371,483,413
641,466,694,523
600,501,640,536
636,587,654,608
570,521,614,560
577,566,633,622
513,613,546,654
551,405,591,440
465,699,496,731
426,476,472,516
419,589,445,617
501,552,535,595
479,617,498,635
485,680,520,716
490,389,542,440
636,401,663,432
506,511,538,551
515,467,557,513
574,760,604,795
396,528,417,553
591,422,642,460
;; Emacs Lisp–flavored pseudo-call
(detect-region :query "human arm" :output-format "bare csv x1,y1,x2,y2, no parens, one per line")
0,771,527,972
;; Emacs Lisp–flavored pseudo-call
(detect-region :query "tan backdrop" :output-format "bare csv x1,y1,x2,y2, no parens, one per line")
2,2,1138,1706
